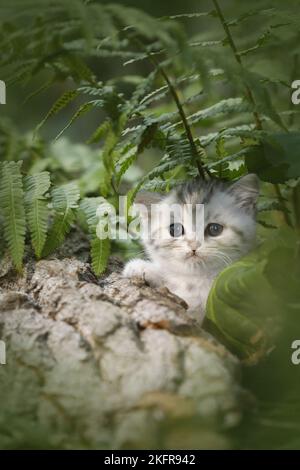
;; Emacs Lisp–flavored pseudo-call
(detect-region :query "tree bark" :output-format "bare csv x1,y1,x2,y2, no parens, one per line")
0,239,242,449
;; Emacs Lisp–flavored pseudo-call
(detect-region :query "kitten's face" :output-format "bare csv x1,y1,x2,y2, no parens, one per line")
138,175,259,273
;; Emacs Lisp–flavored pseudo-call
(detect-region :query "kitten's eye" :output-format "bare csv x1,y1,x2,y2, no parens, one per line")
206,223,223,237
169,223,184,237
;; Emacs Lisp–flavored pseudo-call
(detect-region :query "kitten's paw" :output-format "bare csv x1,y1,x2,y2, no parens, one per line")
123,259,148,280
123,259,160,287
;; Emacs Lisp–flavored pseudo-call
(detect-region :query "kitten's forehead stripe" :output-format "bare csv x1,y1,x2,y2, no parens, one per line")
175,179,229,206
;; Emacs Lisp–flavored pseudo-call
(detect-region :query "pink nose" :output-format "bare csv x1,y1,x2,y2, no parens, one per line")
188,241,198,251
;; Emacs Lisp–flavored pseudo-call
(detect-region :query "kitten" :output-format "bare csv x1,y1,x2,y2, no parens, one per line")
123,174,259,322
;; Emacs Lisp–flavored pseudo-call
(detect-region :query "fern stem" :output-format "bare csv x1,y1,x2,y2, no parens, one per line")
212,0,262,130
155,64,207,179
212,0,292,227
111,176,119,196
129,34,208,179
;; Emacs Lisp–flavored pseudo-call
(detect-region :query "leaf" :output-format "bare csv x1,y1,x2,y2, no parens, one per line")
161,11,215,20
257,219,278,229
205,148,253,170
168,98,249,129
264,246,300,303
22,77,55,105
42,182,80,257
80,197,103,231
87,119,111,144
34,89,79,136
226,8,275,27
0,161,26,271
115,144,138,185
90,237,110,276
55,101,94,141
241,70,287,131
257,199,290,214
145,138,192,180
80,197,111,275
24,171,51,258
246,133,300,183
206,248,280,363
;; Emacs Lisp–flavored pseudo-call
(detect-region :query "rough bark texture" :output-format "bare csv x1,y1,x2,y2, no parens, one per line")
0,238,242,449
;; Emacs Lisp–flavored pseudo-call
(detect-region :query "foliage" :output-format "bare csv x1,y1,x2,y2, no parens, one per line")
0,161,26,271
0,0,300,449
1,0,299,273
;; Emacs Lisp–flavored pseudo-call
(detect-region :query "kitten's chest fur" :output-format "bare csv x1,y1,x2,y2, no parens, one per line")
159,266,215,316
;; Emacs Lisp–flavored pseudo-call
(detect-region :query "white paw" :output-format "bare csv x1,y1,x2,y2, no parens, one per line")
123,259,149,281
123,259,160,287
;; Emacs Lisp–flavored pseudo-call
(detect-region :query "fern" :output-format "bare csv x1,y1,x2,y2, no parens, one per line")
34,89,80,136
24,172,51,258
0,161,26,271
80,197,111,275
1,0,299,275
87,119,111,145
115,144,138,185
55,101,94,141
169,98,250,129
90,237,110,276
42,182,80,257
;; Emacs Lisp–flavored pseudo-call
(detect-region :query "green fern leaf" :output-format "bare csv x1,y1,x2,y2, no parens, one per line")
24,172,51,258
80,197,111,275
55,101,94,141
162,11,214,20
90,238,110,275
0,161,26,271
34,89,79,136
80,197,103,231
115,144,137,185
42,182,80,257
169,98,249,129
87,119,111,144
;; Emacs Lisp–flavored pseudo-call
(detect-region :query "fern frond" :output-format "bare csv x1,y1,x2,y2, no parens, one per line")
24,172,51,258
80,197,103,231
80,197,111,275
226,8,275,27
55,101,94,141
42,182,80,257
90,238,110,276
87,119,111,145
0,161,26,271
115,144,138,185
161,11,214,20
34,89,79,136
168,98,249,129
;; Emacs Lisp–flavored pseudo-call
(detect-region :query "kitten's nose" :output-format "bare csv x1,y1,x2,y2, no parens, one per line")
188,240,199,251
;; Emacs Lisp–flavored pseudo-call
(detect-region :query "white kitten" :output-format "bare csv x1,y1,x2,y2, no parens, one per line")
123,174,259,323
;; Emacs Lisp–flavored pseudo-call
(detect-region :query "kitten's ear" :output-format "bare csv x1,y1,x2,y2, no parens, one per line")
229,174,259,211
